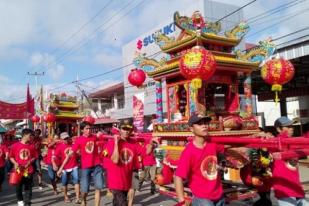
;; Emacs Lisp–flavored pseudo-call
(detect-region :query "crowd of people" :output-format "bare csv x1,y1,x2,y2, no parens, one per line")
0,120,159,206
0,115,308,206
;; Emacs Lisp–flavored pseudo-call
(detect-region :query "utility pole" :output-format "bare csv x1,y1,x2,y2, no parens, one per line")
75,83,98,118
27,72,45,130
27,72,45,93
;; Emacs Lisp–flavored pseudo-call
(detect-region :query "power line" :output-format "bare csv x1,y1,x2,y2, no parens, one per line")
33,1,308,94
48,50,161,92
219,0,306,34
32,1,112,72
37,0,144,73
216,0,257,22
246,8,309,38
272,27,309,41
247,0,306,23
49,1,112,56
276,34,309,47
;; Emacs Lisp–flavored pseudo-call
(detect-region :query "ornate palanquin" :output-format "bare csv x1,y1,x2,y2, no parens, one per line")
135,11,274,139
134,11,276,173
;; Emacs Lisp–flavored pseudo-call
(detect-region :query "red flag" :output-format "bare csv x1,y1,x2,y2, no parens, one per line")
26,84,34,118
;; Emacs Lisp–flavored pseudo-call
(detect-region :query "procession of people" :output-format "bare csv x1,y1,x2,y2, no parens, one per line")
0,114,308,206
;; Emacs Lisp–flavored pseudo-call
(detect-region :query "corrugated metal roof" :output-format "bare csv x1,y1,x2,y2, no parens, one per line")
277,35,309,60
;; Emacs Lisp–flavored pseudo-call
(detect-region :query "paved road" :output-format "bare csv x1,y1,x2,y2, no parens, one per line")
1,166,309,206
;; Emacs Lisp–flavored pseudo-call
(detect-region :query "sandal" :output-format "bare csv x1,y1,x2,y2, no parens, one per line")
64,198,71,203
75,199,81,204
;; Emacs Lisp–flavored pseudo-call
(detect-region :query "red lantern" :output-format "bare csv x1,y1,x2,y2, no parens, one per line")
31,115,40,123
128,68,146,87
261,58,295,102
83,115,95,125
43,112,56,123
179,46,217,89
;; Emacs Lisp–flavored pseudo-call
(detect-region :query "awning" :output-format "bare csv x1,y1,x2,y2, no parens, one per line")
16,120,27,127
95,117,119,125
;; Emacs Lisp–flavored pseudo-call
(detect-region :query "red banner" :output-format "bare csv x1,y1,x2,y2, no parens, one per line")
0,84,34,119
0,99,34,119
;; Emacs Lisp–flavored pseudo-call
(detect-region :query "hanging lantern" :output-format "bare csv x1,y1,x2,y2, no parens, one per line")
83,115,95,125
31,115,40,123
261,58,295,103
179,46,217,89
43,112,56,123
128,68,146,87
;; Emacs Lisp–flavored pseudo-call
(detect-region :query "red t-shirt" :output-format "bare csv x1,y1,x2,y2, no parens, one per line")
271,132,305,198
97,138,108,168
73,135,100,169
272,159,305,198
175,142,223,200
142,143,156,166
44,143,59,166
9,141,36,174
55,143,78,170
31,137,42,155
0,144,8,167
106,138,141,191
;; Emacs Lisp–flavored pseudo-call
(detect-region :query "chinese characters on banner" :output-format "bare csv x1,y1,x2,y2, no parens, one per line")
133,92,144,131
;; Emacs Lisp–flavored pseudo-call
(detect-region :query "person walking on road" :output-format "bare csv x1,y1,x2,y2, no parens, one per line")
9,128,36,206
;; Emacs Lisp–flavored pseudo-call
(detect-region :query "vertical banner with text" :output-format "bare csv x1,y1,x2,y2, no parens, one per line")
133,92,144,131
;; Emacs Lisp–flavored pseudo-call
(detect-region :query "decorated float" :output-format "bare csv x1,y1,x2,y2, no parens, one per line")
132,11,309,203
45,93,83,136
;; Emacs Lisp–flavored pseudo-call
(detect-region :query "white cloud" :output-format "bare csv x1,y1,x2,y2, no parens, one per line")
93,48,122,68
0,75,28,103
0,47,28,61
0,1,38,48
30,52,65,80
0,75,11,84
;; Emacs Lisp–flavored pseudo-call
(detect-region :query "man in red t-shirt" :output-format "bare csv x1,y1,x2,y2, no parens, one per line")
175,114,225,206
0,135,9,192
105,119,141,206
31,129,43,190
138,139,158,194
56,132,80,203
272,117,308,206
9,128,36,206
73,122,104,206
43,134,60,195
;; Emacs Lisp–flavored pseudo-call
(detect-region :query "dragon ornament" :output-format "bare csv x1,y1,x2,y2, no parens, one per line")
234,38,276,63
153,31,175,47
133,52,167,73
225,21,249,39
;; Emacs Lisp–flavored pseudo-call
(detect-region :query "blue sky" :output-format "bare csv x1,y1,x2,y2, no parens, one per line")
0,0,308,103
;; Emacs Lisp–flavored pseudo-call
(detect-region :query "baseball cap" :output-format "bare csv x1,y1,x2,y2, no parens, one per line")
60,132,70,139
188,114,211,126
274,116,294,128
120,119,133,130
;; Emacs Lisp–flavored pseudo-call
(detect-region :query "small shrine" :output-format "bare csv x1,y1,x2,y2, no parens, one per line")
47,93,82,135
